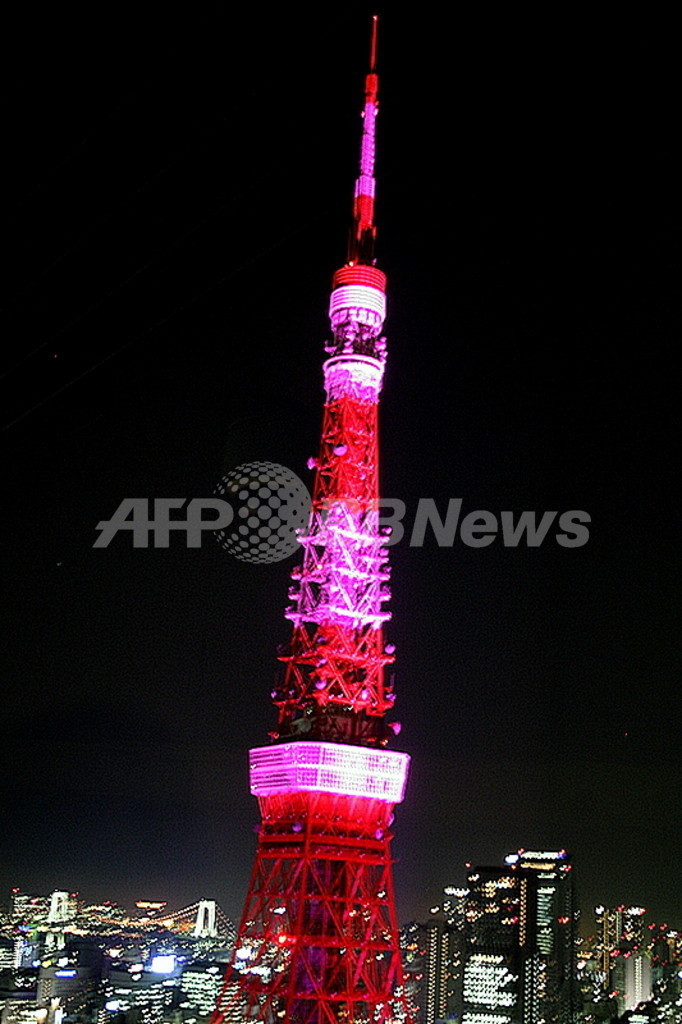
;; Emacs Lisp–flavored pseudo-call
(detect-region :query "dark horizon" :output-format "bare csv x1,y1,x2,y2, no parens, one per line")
1,9,679,932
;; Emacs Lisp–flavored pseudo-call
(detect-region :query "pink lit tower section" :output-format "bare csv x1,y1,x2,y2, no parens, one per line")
212,18,411,1024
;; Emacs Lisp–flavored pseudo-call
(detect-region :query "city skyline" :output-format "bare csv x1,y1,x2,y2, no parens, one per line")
3,865,681,936
1,6,679,940
3,880,678,1024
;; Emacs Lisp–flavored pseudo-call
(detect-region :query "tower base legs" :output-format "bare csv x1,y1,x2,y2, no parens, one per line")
213,791,411,1024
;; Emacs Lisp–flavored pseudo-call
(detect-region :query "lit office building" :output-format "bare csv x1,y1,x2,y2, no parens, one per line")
102,960,180,1024
0,971,39,1024
462,868,524,1024
0,939,13,971
593,904,651,1012
179,962,224,1020
624,952,652,1011
10,893,49,926
595,905,647,976
0,1000,39,1024
37,965,96,1017
462,851,577,1024
401,919,459,1024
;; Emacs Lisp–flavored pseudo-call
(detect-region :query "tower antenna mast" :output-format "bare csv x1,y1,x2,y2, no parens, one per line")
349,13,380,265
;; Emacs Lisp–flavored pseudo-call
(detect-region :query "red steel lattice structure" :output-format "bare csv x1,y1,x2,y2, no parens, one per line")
212,18,411,1024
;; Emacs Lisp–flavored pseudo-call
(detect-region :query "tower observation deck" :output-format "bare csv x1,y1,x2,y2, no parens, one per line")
211,17,411,1023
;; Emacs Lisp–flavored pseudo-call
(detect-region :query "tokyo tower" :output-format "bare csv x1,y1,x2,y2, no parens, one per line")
212,17,411,1023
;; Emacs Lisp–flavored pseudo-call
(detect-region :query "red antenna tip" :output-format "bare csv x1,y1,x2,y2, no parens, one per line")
369,15,379,72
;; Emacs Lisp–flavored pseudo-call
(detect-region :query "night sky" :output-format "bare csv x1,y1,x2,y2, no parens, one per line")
1,8,679,929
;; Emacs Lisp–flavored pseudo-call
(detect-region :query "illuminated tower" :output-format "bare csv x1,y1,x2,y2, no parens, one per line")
212,17,411,1024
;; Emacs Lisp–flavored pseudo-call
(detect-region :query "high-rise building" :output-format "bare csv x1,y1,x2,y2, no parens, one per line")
10,892,50,927
0,938,13,971
594,904,647,975
441,886,471,1022
402,889,469,1024
624,953,652,1011
179,962,224,1019
651,927,682,1015
462,851,577,1024
462,866,527,1024
0,969,39,1024
211,16,410,1024
102,962,180,1024
593,904,651,1014
402,919,459,1024
37,965,97,1017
